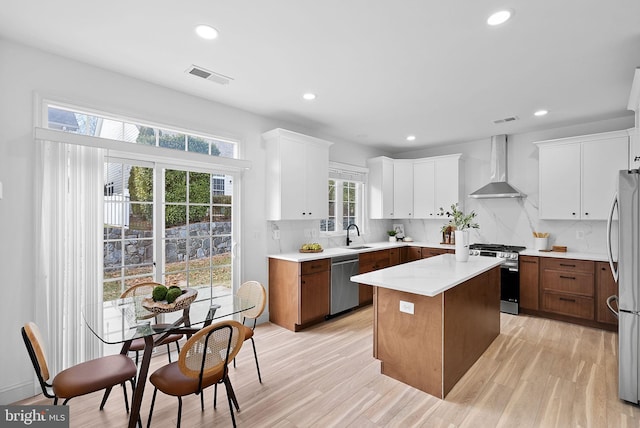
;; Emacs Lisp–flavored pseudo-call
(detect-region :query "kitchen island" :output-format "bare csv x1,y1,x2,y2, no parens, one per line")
351,254,502,399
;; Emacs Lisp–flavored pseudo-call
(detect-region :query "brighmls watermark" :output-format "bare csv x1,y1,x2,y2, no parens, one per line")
1,406,69,427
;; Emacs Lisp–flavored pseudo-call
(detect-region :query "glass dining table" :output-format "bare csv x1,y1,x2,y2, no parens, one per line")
82,291,255,428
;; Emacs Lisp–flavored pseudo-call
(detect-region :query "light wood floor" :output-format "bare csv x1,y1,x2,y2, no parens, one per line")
17,307,640,427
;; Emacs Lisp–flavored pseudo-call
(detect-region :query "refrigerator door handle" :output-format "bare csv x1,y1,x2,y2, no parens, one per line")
606,295,619,319
607,192,619,282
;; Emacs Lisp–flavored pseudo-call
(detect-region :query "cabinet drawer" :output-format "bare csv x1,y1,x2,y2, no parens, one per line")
359,250,390,273
301,259,330,275
389,248,401,266
542,292,594,320
421,248,451,258
542,270,594,297
540,258,593,274
405,246,422,262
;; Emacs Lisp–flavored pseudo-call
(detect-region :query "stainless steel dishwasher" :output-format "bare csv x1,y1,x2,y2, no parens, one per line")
329,254,360,316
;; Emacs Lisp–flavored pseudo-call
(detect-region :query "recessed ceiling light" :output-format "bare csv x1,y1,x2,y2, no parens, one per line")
487,10,512,26
534,109,549,117
303,93,316,101
195,25,219,40
406,135,416,141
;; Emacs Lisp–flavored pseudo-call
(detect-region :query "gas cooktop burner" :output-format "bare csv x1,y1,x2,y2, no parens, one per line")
469,243,526,253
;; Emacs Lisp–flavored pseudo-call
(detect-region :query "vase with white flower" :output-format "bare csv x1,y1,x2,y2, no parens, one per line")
439,204,479,262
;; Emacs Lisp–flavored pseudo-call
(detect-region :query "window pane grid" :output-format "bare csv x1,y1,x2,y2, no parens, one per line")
322,179,362,234
47,105,237,159
103,162,234,302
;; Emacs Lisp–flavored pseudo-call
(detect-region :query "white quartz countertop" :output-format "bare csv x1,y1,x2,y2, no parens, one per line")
268,241,609,263
519,249,609,262
350,254,502,297
268,241,454,262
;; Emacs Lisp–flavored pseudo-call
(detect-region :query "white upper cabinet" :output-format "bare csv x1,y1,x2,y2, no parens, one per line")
434,155,463,215
536,130,629,220
413,160,436,218
538,143,582,219
263,128,332,221
368,154,462,219
393,159,414,218
413,154,463,219
367,156,394,219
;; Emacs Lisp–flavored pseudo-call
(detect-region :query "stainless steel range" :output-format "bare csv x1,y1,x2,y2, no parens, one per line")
469,243,526,315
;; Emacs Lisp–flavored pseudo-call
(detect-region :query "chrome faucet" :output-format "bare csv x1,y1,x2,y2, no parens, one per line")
345,223,360,246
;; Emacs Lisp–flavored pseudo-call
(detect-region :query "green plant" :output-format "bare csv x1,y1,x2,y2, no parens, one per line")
439,203,479,230
387,230,397,236
152,285,168,301
165,287,182,304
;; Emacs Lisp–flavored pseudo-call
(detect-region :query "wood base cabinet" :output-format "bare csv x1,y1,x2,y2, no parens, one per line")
520,256,617,330
519,256,539,310
541,258,594,320
421,247,454,259
359,250,392,306
596,261,618,325
269,258,330,332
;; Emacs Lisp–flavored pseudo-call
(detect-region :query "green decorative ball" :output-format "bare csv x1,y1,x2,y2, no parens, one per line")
152,285,168,302
165,287,183,304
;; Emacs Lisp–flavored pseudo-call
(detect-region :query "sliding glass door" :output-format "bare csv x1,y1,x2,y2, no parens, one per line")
103,160,235,301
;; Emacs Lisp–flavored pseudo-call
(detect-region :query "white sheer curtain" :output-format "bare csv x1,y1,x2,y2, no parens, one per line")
35,140,104,373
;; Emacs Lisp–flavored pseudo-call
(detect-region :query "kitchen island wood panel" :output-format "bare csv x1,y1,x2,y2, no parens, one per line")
356,255,501,399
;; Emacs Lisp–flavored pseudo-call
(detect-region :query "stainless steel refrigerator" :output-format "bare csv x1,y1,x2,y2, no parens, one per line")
607,169,640,404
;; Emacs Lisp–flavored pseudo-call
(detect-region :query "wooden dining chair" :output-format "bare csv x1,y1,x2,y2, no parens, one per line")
147,320,244,428
235,280,267,383
120,282,184,364
21,322,137,412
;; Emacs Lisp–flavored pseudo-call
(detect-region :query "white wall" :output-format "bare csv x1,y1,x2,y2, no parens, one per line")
0,39,386,404
394,116,634,251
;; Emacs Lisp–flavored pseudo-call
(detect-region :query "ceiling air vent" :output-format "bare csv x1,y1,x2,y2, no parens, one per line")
493,116,519,124
185,65,234,85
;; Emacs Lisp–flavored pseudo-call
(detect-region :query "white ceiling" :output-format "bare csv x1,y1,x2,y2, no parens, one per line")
2,1,639,151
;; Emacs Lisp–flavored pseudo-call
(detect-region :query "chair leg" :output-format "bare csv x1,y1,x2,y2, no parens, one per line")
223,376,238,428
135,350,140,366
122,382,130,413
166,343,172,363
147,388,158,428
176,397,183,428
213,383,218,409
200,390,204,411
100,386,113,410
224,376,240,412
251,337,262,383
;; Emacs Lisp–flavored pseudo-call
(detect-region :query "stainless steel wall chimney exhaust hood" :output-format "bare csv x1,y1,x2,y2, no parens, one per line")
468,135,525,199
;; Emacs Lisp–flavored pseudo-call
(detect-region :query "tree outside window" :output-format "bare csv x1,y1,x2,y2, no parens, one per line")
321,179,362,233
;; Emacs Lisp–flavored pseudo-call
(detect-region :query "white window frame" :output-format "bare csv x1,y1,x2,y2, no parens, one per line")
35,96,248,363
320,162,368,237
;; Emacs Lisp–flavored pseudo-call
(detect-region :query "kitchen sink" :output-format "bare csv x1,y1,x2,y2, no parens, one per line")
345,245,371,250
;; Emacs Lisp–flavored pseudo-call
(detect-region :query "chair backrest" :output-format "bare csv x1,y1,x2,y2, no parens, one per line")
22,322,56,399
237,281,266,320
120,282,162,298
178,320,244,383
120,282,163,321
